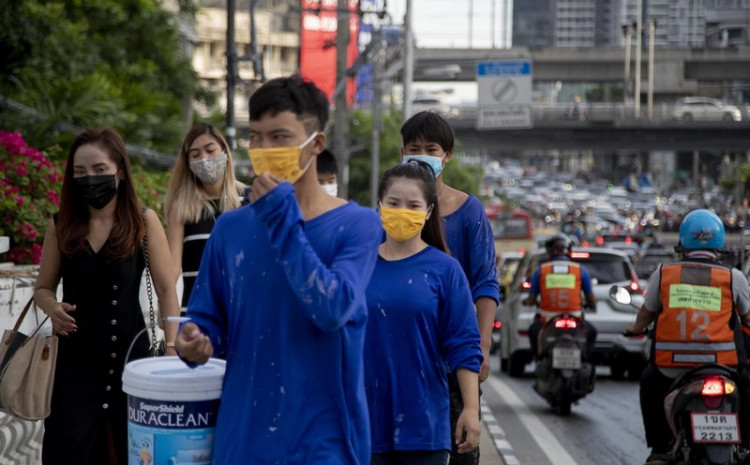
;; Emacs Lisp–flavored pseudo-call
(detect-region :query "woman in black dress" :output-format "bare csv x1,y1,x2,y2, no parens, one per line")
165,123,246,312
33,128,180,465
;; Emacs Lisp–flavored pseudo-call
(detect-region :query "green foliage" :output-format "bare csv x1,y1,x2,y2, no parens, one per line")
0,0,199,153
347,110,404,206
131,159,172,223
442,154,481,196
0,131,64,264
346,110,481,206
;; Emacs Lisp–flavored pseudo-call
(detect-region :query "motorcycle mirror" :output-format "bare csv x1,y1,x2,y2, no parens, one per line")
609,285,632,305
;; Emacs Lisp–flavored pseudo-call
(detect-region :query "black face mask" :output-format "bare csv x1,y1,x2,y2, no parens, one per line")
73,175,118,210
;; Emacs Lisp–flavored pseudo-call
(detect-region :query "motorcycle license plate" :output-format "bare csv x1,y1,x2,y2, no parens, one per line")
552,347,581,369
691,413,741,444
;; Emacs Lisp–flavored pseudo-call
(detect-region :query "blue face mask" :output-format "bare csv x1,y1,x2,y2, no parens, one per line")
402,154,445,177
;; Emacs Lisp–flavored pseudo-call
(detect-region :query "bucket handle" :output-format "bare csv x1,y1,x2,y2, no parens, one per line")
124,326,164,370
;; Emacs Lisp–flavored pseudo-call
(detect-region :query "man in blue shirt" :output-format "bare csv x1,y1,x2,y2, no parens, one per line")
401,111,500,464
175,75,383,464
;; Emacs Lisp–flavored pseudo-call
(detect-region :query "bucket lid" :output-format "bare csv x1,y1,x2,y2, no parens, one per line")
122,356,225,399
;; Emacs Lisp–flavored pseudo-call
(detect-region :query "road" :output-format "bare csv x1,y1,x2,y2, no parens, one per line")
482,365,648,465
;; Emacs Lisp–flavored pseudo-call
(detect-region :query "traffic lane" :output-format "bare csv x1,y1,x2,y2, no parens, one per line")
483,367,648,465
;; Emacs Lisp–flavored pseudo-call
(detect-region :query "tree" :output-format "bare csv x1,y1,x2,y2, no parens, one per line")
347,110,482,206
0,0,200,153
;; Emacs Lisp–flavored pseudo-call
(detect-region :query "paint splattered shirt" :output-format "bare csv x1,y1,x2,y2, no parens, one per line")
186,182,382,465
364,246,482,452
442,195,500,304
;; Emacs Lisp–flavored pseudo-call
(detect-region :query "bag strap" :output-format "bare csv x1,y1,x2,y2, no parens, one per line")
3,297,50,346
142,208,160,356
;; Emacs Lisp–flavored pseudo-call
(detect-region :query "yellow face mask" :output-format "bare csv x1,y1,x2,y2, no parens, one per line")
249,132,317,184
380,205,428,242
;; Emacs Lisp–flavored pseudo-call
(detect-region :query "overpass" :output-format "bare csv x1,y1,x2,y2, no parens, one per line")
445,103,750,151
415,46,750,95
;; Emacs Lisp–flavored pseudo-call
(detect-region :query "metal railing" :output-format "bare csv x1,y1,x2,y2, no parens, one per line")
444,102,742,125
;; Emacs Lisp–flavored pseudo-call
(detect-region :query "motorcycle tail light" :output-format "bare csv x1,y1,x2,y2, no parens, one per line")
702,377,726,408
702,377,724,397
521,281,532,290
629,270,645,295
493,321,502,329
724,380,736,395
554,318,578,329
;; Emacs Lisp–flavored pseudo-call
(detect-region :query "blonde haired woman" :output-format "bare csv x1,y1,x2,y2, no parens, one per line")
165,123,246,312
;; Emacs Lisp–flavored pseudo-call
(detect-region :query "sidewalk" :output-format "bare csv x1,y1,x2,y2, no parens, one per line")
480,417,507,465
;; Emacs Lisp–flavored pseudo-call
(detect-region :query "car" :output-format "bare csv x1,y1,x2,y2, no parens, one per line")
498,247,647,379
492,252,524,354
407,97,459,118
672,97,742,122
634,249,677,279
607,241,640,259
497,251,524,302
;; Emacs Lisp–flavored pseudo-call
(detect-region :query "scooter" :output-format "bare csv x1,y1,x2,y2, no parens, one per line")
610,285,747,465
533,313,594,415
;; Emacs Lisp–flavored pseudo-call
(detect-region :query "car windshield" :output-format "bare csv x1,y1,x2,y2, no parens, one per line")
574,255,631,284
525,253,631,285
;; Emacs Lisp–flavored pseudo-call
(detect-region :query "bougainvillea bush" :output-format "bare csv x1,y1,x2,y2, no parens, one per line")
0,130,63,264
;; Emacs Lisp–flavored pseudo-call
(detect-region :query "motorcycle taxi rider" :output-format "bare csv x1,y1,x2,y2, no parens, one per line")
523,234,598,360
626,209,750,465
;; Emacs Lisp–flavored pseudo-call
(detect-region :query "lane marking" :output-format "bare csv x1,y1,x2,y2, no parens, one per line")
481,398,520,465
486,376,579,465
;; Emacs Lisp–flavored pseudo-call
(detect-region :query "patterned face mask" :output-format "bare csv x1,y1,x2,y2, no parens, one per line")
189,154,227,185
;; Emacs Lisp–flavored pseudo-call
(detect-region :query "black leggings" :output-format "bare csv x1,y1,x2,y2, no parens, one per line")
371,450,449,465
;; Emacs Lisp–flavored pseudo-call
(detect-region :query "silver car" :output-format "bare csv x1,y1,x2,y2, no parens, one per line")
673,97,742,122
498,247,647,379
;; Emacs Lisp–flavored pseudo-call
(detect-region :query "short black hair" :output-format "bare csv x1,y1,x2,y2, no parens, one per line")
317,149,338,176
249,74,329,132
400,111,455,153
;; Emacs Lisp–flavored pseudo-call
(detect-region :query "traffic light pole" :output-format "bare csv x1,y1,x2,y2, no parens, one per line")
333,0,351,198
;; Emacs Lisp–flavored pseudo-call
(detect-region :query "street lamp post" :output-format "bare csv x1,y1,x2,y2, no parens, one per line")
402,0,414,123
622,24,632,104
647,19,657,120
634,0,643,119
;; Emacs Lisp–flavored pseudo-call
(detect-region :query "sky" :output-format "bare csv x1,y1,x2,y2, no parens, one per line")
386,0,512,49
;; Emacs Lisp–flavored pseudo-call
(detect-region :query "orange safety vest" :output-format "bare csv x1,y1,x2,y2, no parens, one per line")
655,262,738,368
539,260,583,316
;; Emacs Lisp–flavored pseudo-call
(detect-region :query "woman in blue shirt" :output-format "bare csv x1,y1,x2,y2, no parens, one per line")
365,160,483,465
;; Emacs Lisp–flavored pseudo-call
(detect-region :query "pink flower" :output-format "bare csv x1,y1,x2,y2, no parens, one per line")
47,190,60,206
0,131,27,155
31,244,43,265
19,223,38,240
15,196,24,206
16,166,28,177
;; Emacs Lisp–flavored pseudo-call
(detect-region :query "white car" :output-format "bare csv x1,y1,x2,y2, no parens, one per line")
407,97,459,118
673,97,742,122
499,247,648,379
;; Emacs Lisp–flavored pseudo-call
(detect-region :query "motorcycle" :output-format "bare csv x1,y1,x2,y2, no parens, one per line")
610,285,747,465
533,313,594,415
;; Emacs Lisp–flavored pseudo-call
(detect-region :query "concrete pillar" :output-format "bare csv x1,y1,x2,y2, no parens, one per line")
693,150,700,189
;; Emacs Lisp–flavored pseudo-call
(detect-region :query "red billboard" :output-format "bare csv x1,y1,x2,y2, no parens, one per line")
299,0,359,104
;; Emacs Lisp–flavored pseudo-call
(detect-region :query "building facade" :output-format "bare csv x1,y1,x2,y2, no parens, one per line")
193,0,300,121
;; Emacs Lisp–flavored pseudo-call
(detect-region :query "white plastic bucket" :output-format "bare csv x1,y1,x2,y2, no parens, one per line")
122,356,225,465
